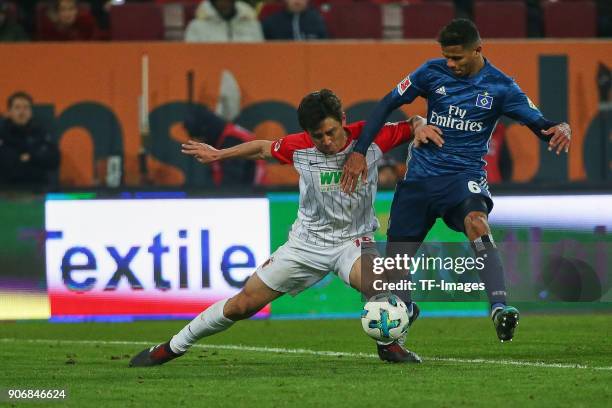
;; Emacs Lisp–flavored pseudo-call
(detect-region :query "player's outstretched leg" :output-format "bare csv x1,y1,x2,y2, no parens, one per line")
380,238,423,362
349,254,421,363
385,237,423,313
463,210,520,342
129,273,282,367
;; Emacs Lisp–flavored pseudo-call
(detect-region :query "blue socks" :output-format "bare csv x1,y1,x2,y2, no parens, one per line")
471,234,508,307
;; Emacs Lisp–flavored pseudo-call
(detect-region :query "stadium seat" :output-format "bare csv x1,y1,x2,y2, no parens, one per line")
319,2,382,39
474,1,527,38
313,0,353,5
543,0,597,38
318,2,382,40
258,2,285,21
3,1,17,20
110,3,164,41
184,1,199,24
162,3,185,40
402,2,455,39
366,0,410,4
314,0,353,13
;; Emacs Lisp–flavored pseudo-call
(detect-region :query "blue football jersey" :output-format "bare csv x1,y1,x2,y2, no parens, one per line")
392,58,545,180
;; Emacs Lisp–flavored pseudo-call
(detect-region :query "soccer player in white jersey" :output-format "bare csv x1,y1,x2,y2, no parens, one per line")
129,89,425,366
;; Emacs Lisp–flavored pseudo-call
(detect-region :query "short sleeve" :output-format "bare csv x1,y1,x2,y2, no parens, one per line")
270,132,313,164
502,81,544,125
372,121,413,153
391,62,430,104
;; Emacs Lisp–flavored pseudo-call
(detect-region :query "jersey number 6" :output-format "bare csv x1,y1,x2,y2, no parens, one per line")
468,181,482,193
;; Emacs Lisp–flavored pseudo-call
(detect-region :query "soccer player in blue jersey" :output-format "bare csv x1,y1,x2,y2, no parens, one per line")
341,19,572,343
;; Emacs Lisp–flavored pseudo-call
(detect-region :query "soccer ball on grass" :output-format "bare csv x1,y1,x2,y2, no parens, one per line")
361,294,410,342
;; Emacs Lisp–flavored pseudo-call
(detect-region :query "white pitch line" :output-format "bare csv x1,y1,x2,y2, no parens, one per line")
1,338,611,371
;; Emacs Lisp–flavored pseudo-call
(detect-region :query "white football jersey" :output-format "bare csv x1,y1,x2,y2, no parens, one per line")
271,120,412,247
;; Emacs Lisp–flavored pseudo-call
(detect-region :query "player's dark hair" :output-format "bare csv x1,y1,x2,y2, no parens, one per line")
7,91,33,109
438,19,481,48
297,89,343,132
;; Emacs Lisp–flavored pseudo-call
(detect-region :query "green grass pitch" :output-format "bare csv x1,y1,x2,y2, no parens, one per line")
1,314,611,407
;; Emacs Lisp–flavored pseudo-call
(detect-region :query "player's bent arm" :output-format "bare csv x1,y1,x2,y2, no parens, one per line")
522,118,571,154
341,97,416,193
181,139,273,163
502,83,571,154
353,92,405,154
525,118,559,141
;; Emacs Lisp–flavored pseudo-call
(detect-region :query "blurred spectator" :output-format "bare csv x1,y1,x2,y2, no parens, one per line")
83,0,114,30
0,92,60,189
0,1,28,41
598,0,612,37
185,0,263,42
526,0,543,38
38,0,98,41
597,62,611,103
262,0,327,40
377,157,400,189
183,105,265,186
453,0,472,20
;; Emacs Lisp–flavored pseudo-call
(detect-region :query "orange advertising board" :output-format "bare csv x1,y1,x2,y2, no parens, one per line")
0,41,610,186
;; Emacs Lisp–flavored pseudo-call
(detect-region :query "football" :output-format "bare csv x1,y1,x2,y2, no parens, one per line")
361,294,410,342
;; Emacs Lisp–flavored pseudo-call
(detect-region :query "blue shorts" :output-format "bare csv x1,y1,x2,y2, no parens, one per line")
387,174,493,239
